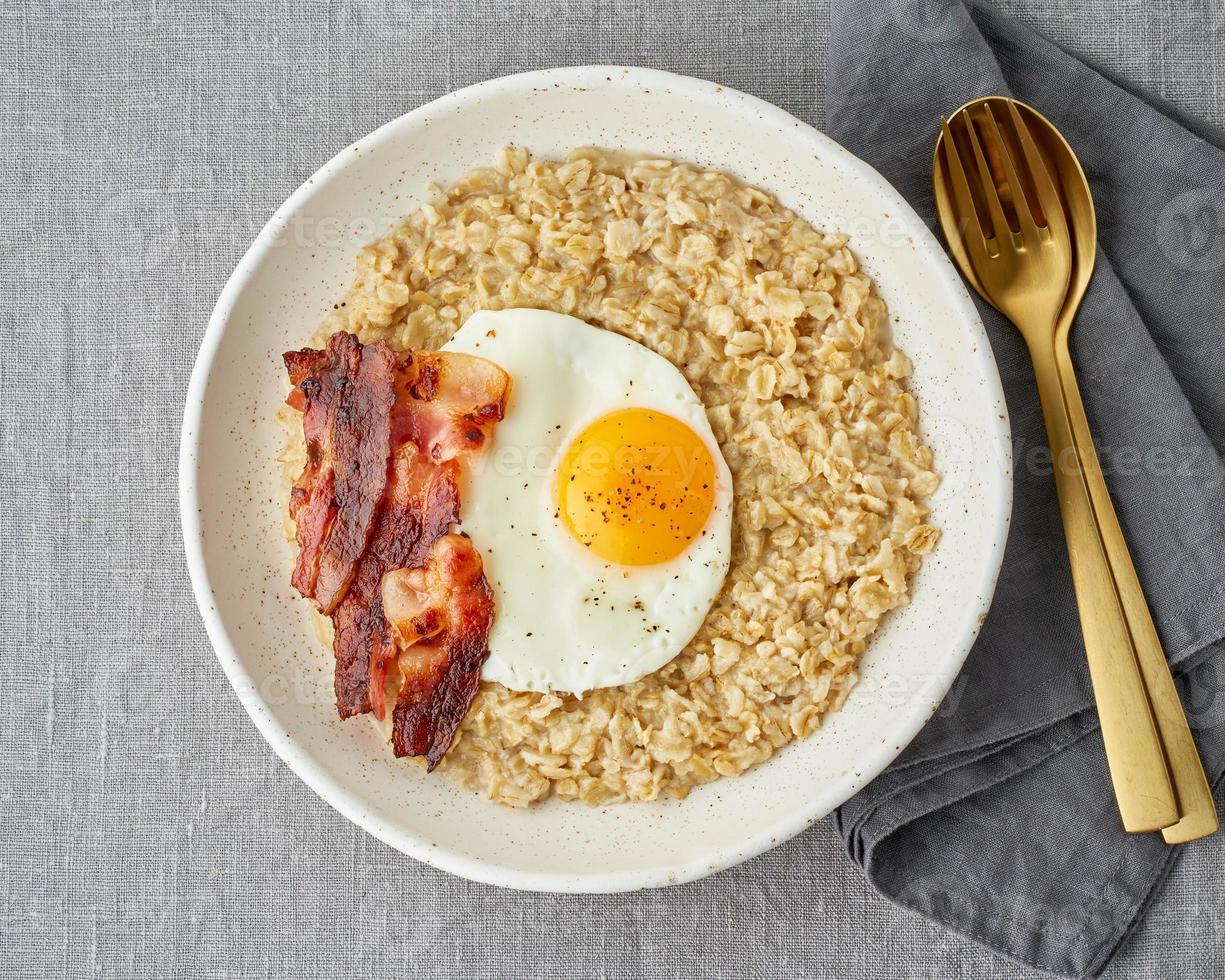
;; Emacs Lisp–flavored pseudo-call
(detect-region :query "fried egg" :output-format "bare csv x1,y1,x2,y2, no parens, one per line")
443,308,733,694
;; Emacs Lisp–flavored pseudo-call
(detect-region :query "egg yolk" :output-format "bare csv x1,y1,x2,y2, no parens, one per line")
556,408,717,566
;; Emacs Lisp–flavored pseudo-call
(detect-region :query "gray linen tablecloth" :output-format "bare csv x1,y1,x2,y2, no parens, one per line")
2,1,1222,978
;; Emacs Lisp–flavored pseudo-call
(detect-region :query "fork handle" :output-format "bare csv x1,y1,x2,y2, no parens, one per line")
1054,341,1219,842
1027,338,1177,832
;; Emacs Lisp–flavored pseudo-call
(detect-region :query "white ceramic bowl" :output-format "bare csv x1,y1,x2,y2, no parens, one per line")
180,66,1011,892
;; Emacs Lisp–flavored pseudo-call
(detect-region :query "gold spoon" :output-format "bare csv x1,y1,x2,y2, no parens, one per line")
934,97,1217,843
932,97,1176,833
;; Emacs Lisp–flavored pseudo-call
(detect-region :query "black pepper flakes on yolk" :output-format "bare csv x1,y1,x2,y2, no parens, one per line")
556,408,716,565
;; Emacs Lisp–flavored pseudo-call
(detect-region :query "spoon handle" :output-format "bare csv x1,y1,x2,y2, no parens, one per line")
1027,337,1177,832
1054,342,1219,843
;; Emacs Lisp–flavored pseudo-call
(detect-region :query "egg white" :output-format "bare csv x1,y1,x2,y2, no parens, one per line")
442,308,733,695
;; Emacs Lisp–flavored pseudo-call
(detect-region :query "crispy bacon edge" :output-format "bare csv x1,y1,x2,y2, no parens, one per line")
381,533,495,770
282,333,395,615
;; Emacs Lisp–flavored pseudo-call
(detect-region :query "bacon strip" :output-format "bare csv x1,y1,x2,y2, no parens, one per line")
381,534,495,770
331,447,460,718
284,345,335,598
283,331,510,768
392,349,510,462
283,333,395,614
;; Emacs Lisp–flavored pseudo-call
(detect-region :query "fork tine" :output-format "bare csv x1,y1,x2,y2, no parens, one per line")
938,116,988,259
981,103,1040,244
1004,100,1069,244
959,109,1013,245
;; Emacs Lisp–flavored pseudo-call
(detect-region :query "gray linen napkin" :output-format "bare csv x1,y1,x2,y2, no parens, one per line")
826,1,1225,976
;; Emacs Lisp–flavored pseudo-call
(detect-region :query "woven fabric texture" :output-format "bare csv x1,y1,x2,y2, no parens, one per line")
2,1,1222,978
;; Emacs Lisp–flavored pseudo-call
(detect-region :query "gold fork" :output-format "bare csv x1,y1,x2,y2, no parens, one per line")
932,98,1178,833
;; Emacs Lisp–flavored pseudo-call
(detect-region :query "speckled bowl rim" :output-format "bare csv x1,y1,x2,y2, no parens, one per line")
180,66,1012,893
